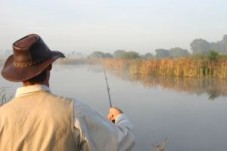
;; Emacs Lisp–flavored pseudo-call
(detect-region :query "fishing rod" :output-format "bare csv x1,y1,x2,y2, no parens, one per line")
98,54,113,108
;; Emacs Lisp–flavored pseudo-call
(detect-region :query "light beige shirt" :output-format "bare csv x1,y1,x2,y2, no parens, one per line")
14,84,135,151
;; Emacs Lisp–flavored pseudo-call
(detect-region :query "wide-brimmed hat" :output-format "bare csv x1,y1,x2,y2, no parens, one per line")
1,34,65,82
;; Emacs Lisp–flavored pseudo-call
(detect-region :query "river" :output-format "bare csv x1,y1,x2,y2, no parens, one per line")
1,64,227,151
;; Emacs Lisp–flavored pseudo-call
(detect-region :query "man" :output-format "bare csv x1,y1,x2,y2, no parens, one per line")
0,34,135,151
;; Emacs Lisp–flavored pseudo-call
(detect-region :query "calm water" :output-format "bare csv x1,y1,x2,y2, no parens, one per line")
1,64,227,151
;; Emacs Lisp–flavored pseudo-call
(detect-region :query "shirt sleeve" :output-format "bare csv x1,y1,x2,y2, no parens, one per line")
73,99,135,151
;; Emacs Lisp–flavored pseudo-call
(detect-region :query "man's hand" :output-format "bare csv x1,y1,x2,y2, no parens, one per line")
107,107,123,123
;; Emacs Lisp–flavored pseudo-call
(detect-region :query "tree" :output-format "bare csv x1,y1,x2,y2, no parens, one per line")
190,39,211,54
122,51,140,59
155,49,170,59
88,51,103,58
142,52,154,59
113,50,126,58
222,35,227,53
169,47,189,58
210,42,224,53
208,50,219,61
103,53,113,58
88,51,113,59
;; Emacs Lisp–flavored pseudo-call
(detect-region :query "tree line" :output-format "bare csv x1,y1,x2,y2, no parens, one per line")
88,34,227,59
1,34,227,60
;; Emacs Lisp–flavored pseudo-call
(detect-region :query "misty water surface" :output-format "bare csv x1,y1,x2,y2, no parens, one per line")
1,64,227,151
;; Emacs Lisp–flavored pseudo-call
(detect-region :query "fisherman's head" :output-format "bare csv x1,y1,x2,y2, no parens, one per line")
1,34,65,82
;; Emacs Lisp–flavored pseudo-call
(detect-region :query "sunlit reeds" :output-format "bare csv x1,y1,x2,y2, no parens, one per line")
102,56,227,79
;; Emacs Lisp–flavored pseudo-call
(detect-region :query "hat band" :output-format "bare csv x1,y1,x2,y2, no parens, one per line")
13,56,50,68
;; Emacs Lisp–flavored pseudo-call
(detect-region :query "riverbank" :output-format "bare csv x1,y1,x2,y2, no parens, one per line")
101,57,227,79
2,56,227,78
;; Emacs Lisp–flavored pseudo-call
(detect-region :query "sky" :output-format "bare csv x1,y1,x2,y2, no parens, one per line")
0,0,227,55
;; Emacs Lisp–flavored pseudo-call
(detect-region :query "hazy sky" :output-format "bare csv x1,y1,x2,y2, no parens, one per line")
0,0,227,54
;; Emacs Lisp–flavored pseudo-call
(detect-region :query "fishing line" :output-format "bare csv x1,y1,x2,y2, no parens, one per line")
98,55,113,108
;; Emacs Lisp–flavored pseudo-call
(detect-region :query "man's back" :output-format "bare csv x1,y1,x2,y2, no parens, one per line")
0,90,79,151
0,34,135,151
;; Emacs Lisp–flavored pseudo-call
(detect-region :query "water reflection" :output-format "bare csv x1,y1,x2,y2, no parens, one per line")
109,70,227,100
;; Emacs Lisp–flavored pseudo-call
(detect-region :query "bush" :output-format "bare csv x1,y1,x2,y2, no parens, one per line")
208,50,219,61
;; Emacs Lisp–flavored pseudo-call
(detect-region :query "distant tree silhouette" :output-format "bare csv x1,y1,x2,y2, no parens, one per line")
169,47,189,58
190,39,211,54
155,49,169,59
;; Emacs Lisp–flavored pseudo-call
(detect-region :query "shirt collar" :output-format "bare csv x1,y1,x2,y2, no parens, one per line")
15,84,50,97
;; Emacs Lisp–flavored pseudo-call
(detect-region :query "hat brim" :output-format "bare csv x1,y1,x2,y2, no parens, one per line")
1,51,65,82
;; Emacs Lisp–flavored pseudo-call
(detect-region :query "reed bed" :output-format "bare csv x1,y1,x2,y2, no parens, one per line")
102,57,227,79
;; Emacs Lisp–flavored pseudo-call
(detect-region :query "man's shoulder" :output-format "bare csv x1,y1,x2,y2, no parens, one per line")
46,92,75,105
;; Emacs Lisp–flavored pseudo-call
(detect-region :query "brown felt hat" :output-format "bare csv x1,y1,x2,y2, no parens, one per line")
1,34,65,82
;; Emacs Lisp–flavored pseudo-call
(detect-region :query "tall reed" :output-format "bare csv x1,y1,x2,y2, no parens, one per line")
101,56,227,78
